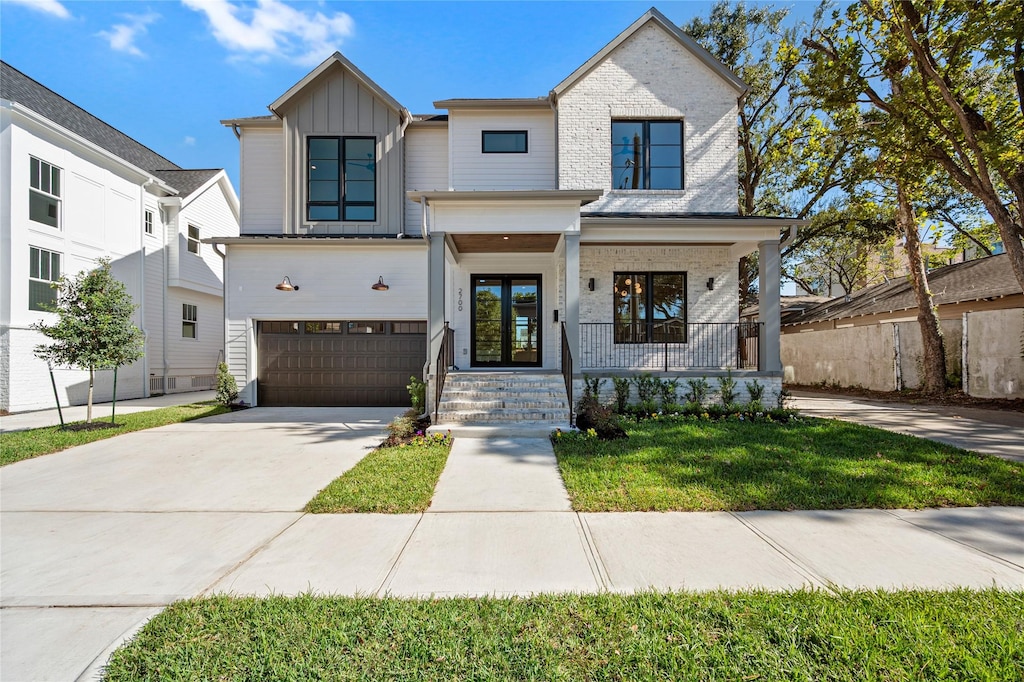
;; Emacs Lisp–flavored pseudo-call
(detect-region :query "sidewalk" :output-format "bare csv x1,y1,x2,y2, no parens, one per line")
0,390,217,433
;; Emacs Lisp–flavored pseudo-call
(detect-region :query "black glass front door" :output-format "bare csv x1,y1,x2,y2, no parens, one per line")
471,275,541,367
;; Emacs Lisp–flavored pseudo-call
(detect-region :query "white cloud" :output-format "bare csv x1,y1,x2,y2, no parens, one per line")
182,0,354,66
5,0,71,19
184,136,197,146
97,12,160,57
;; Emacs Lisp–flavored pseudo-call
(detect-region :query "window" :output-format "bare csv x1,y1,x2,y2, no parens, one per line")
29,246,61,311
611,120,683,190
144,210,154,235
305,321,344,334
482,130,528,153
614,272,686,343
347,321,385,334
29,157,61,227
307,136,377,222
187,224,200,254
182,304,197,338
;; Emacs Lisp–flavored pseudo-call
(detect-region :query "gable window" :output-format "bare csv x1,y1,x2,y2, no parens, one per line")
307,136,377,222
182,304,197,338
482,130,528,154
187,224,200,254
145,210,154,235
611,121,683,190
29,246,61,311
614,272,686,343
29,157,62,228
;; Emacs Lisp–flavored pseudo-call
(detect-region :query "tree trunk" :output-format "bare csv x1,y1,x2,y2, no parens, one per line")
87,367,94,423
898,185,946,395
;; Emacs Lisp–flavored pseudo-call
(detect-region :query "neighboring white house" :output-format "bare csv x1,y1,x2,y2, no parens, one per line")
214,8,805,421
1,61,239,413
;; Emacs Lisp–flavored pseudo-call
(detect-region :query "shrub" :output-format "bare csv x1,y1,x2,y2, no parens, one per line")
658,379,679,408
575,395,627,440
717,370,738,406
582,375,605,400
407,375,426,413
215,362,239,406
633,373,659,403
387,414,418,441
612,376,631,413
746,379,765,404
684,377,710,405
774,387,791,409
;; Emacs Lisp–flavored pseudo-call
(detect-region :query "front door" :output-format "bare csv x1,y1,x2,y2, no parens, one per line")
471,275,542,367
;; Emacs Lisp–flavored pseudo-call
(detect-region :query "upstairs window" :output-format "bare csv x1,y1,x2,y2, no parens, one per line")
182,304,197,338
614,271,687,343
29,157,62,228
144,210,154,235
482,130,528,153
187,224,201,254
29,246,61,311
611,121,683,190
307,136,377,222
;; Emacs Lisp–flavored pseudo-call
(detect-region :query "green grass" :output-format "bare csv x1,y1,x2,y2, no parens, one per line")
553,417,1024,511
305,437,451,513
1,402,230,466
103,590,1024,681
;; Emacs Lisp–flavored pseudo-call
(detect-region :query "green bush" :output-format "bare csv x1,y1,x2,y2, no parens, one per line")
717,370,738,406
612,376,631,413
658,378,679,408
633,373,659,403
407,375,426,413
684,377,710,405
746,379,765,404
582,374,605,400
215,362,239,406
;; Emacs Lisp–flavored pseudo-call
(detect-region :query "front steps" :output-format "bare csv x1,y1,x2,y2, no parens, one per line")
430,371,571,436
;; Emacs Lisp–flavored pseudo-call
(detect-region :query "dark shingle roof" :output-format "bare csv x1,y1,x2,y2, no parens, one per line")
786,254,1021,325
2,61,225,198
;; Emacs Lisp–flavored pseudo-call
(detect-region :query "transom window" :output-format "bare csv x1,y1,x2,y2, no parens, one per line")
482,130,528,154
29,157,62,228
307,136,377,222
29,246,61,311
182,304,197,338
614,272,687,343
145,210,154,235
187,225,200,254
611,120,683,190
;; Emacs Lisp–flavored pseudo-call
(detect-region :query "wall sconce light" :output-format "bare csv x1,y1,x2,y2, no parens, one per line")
275,276,299,291
588,278,595,291
706,277,715,291
371,276,389,291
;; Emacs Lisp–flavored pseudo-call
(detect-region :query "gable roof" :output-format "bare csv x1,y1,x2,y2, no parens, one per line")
155,169,222,198
551,7,747,99
269,51,409,121
784,254,1021,326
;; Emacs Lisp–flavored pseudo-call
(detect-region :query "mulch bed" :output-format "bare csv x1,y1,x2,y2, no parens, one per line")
61,422,124,432
380,414,432,448
787,384,1024,413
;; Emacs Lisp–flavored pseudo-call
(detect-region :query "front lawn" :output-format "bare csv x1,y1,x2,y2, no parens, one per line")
305,433,452,513
1,402,230,466
103,590,1023,681
553,417,1024,511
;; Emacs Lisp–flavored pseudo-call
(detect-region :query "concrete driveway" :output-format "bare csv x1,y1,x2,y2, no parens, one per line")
0,407,400,682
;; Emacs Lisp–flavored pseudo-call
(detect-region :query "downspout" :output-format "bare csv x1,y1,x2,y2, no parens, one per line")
212,242,227,388
780,222,799,250
230,124,241,140
139,178,155,396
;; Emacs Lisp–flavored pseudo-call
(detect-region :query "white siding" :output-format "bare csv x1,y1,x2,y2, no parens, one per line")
449,109,555,190
404,126,448,232
432,201,580,234
240,128,284,234
166,288,222,376
174,180,235,296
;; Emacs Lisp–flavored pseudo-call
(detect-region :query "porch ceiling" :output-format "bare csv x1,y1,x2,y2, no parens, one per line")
451,233,560,253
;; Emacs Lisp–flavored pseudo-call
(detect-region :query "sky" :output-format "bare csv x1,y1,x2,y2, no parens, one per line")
1,0,822,190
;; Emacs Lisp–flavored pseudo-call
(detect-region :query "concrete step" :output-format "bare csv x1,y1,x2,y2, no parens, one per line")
440,400,567,411
428,422,570,438
437,372,570,426
439,409,571,423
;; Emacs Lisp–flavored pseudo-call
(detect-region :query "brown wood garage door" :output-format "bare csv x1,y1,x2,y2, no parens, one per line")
257,321,426,407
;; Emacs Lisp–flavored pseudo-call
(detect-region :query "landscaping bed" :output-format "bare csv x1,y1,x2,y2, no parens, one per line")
553,416,1024,512
103,590,1023,681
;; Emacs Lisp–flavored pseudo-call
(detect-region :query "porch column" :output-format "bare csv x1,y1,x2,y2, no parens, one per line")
564,233,581,367
427,231,447,376
758,239,781,372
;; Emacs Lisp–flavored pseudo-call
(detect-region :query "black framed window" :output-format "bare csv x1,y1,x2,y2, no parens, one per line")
614,272,686,343
482,130,528,153
29,246,61,311
611,121,683,190
144,210,154,235
307,136,376,222
29,157,61,228
182,304,198,339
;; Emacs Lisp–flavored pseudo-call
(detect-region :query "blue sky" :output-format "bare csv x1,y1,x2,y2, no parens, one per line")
1,0,821,189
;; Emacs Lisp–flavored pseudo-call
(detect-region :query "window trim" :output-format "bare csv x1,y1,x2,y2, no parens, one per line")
306,135,378,223
481,130,529,154
187,224,200,254
182,303,198,339
29,246,61,312
612,271,688,344
610,120,684,191
29,156,62,228
144,210,154,235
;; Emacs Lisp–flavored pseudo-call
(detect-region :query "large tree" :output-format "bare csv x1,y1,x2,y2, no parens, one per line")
32,259,145,422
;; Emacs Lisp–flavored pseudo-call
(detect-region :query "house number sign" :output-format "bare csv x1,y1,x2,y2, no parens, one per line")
458,288,463,312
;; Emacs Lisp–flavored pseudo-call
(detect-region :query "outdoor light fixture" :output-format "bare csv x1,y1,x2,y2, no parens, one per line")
706,277,715,291
275,276,299,291
371,276,389,291
588,278,595,291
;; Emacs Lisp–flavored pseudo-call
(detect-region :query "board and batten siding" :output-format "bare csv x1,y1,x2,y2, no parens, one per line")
404,126,449,233
448,109,555,190
239,128,284,234
279,65,405,236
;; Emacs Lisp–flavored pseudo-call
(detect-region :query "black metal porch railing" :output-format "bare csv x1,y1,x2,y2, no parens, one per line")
433,322,454,422
579,322,761,371
560,322,574,426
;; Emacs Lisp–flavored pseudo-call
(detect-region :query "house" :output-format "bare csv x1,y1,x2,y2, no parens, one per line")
779,253,1023,398
213,8,805,422
0,61,239,413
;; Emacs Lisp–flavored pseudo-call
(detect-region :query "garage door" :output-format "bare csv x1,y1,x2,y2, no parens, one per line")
257,320,427,407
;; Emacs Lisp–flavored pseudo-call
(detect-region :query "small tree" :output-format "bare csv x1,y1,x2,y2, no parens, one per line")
32,259,144,423
216,362,239,406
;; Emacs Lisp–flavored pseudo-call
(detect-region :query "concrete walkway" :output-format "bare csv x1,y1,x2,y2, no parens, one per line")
2,409,1022,681
789,391,1024,461
0,390,218,433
